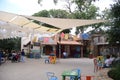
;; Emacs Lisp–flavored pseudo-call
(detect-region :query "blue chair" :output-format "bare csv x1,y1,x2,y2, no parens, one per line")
45,57,50,63
46,72,58,80
70,69,81,80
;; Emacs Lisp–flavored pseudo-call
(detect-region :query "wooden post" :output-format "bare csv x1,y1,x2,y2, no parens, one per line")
81,46,83,57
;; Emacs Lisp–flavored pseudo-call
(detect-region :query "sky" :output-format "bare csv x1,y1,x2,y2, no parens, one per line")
0,0,115,16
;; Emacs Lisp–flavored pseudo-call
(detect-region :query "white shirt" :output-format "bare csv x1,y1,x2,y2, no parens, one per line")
63,52,67,56
105,59,111,67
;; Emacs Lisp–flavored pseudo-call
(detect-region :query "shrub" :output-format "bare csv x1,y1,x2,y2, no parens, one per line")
108,63,120,80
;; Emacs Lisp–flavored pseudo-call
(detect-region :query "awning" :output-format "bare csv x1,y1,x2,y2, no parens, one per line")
41,41,83,45
58,41,83,45
41,42,57,45
24,16,107,29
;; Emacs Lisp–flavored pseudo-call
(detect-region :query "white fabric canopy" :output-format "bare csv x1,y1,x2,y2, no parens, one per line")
0,11,62,39
0,11,61,30
24,16,107,29
0,21,29,39
0,11,107,39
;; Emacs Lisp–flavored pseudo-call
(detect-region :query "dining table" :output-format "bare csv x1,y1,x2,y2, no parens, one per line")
61,70,78,80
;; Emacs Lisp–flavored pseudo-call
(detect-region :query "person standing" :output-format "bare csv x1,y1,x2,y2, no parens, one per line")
0,50,2,65
63,51,67,58
21,49,25,62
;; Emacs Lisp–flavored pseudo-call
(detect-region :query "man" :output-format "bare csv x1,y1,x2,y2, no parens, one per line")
63,51,67,58
21,49,25,62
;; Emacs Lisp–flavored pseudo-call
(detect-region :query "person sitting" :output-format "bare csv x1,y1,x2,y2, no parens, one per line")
103,55,111,68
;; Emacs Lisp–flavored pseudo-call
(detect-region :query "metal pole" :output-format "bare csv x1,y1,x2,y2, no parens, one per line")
59,43,61,58
59,34,61,59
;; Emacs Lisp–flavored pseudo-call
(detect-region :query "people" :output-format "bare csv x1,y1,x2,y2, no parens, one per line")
20,49,25,62
11,50,17,62
16,51,21,62
63,51,67,58
103,55,111,68
97,57,103,70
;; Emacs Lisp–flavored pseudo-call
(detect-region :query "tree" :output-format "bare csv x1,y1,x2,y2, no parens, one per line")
38,0,99,5
64,0,99,34
33,10,49,17
37,0,101,34
49,9,69,18
0,37,21,51
107,0,120,44
73,4,99,34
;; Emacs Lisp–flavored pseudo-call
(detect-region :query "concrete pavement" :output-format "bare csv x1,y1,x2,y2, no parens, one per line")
0,58,95,80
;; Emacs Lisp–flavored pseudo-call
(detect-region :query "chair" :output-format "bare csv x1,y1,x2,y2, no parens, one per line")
45,57,50,63
93,58,98,72
70,69,81,80
49,56,56,64
46,72,58,80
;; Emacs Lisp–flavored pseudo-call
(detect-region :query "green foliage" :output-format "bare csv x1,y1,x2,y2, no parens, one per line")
33,9,71,33
108,63,120,80
72,3,98,19
72,4,99,34
34,9,70,18
37,0,103,34
101,8,112,20
107,0,120,44
111,0,120,18
33,10,49,17
73,0,93,12
49,9,69,18
0,38,21,51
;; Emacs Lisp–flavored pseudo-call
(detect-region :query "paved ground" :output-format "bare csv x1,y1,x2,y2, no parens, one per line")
0,58,95,80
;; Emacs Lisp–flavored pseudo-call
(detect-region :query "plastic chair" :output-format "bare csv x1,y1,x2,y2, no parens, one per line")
70,69,81,80
45,57,50,63
49,56,56,64
46,72,58,80
93,58,98,72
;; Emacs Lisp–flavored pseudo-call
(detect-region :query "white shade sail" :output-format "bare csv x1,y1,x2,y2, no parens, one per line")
0,11,62,39
0,21,29,39
0,11,107,39
24,16,107,29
